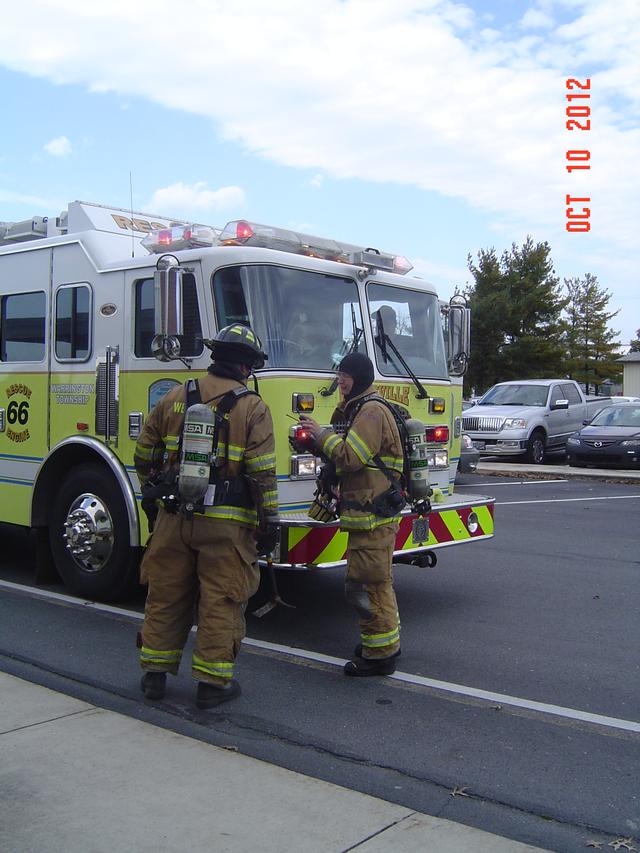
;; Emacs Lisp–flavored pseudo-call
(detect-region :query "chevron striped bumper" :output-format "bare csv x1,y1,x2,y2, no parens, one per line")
274,494,495,569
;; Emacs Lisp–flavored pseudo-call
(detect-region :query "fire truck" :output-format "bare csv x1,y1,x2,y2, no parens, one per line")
0,200,494,600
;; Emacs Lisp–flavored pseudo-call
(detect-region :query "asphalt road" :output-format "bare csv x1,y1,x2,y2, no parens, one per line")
1,474,639,853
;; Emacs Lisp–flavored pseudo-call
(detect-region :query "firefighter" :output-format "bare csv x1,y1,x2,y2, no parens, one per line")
134,324,277,708
299,352,403,676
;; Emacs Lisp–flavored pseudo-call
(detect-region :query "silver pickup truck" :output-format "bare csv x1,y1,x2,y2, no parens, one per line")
462,379,610,463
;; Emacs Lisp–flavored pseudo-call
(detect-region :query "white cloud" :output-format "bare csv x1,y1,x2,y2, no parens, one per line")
43,135,71,157
310,174,324,188
0,1,638,261
519,8,554,29
147,182,245,219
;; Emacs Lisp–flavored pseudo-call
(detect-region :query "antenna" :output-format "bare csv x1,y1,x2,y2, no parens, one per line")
129,172,135,258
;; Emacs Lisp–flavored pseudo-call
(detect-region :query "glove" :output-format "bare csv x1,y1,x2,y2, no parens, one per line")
140,481,159,532
255,523,279,557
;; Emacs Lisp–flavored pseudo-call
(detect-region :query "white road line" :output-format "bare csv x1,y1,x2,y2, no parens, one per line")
458,479,568,487
497,494,640,506
2,579,639,735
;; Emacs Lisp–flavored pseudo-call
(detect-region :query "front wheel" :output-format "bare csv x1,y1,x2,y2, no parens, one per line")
49,463,139,600
526,431,546,464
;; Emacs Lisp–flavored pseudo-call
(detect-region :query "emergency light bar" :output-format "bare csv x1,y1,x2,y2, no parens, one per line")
140,224,218,253
142,217,413,275
220,220,413,274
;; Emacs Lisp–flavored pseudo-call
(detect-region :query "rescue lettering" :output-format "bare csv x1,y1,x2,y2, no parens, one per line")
5,383,32,399
111,214,167,233
375,385,410,406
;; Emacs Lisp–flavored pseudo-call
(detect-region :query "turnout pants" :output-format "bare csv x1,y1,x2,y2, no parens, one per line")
345,523,400,660
139,509,260,686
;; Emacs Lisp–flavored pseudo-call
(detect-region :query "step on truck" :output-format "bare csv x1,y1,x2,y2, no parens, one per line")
0,200,495,600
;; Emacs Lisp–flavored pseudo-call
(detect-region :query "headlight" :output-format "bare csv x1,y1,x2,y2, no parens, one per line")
461,434,473,449
289,454,318,479
620,439,640,447
427,450,449,469
567,436,581,446
503,418,527,429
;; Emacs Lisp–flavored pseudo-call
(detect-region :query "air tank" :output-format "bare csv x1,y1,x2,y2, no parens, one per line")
178,403,215,509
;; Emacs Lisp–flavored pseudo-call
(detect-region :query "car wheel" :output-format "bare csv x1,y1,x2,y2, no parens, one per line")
49,463,140,600
526,431,546,464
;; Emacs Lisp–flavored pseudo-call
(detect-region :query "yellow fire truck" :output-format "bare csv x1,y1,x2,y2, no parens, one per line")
0,200,494,600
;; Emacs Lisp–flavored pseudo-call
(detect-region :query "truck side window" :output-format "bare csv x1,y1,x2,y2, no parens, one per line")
561,383,581,404
0,291,46,362
550,384,564,404
134,275,203,358
55,284,91,361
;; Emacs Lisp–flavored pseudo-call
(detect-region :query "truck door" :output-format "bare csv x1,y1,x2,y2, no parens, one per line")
546,383,570,449
120,262,209,491
561,382,585,434
0,248,50,526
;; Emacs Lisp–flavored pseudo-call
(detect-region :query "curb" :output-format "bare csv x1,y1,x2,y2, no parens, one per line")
474,462,640,485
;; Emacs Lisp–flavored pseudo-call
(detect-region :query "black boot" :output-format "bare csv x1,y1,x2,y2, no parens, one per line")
196,679,241,709
354,643,401,660
344,656,397,677
140,671,166,700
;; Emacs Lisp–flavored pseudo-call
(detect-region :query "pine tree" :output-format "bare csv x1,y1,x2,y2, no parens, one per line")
562,274,621,394
630,329,640,353
465,238,566,394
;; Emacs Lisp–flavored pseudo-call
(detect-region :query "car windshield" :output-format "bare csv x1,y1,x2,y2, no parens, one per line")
590,405,640,428
480,384,548,407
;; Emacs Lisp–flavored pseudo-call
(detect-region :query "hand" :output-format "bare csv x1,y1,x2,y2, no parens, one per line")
255,523,279,557
298,414,321,439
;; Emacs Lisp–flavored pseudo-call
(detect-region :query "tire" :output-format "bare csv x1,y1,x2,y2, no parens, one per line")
49,463,139,601
525,431,546,464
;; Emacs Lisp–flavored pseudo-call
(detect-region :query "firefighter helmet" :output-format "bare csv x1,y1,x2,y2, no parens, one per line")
206,323,267,369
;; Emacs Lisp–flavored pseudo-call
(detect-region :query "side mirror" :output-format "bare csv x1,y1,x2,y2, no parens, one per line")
550,399,569,411
582,419,590,425
446,299,470,377
152,254,184,362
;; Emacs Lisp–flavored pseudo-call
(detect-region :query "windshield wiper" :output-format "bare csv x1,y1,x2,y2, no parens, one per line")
374,309,429,400
320,304,363,397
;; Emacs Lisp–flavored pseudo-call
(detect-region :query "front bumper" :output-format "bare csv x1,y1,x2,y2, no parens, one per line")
468,437,527,457
568,444,640,468
273,494,495,570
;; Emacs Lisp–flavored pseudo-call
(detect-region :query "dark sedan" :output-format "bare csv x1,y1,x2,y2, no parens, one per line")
567,402,640,468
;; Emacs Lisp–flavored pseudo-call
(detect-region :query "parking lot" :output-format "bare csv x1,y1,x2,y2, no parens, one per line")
1,470,639,852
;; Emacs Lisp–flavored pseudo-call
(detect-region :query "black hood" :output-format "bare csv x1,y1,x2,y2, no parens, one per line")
339,352,374,400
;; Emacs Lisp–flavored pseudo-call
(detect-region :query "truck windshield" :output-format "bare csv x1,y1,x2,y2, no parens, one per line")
367,283,448,380
212,265,363,370
480,384,549,406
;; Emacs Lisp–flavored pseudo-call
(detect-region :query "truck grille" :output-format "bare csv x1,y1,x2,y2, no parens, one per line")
462,416,504,433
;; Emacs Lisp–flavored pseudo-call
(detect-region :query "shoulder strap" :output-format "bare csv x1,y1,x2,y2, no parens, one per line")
208,386,258,470
185,378,201,408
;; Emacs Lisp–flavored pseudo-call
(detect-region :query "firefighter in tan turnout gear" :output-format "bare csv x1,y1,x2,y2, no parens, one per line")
299,353,404,677
134,324,277,708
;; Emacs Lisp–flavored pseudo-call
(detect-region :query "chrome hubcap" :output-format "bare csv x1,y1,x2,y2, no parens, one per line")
63,493,114,573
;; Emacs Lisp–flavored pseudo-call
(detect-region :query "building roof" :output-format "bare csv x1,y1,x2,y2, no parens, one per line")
616,352,640,363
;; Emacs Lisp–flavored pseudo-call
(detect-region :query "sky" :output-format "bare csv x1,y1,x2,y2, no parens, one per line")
1,0,638,350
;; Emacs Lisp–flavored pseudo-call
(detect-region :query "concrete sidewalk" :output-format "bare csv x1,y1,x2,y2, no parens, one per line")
474,460,640,483
0,672,550,853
